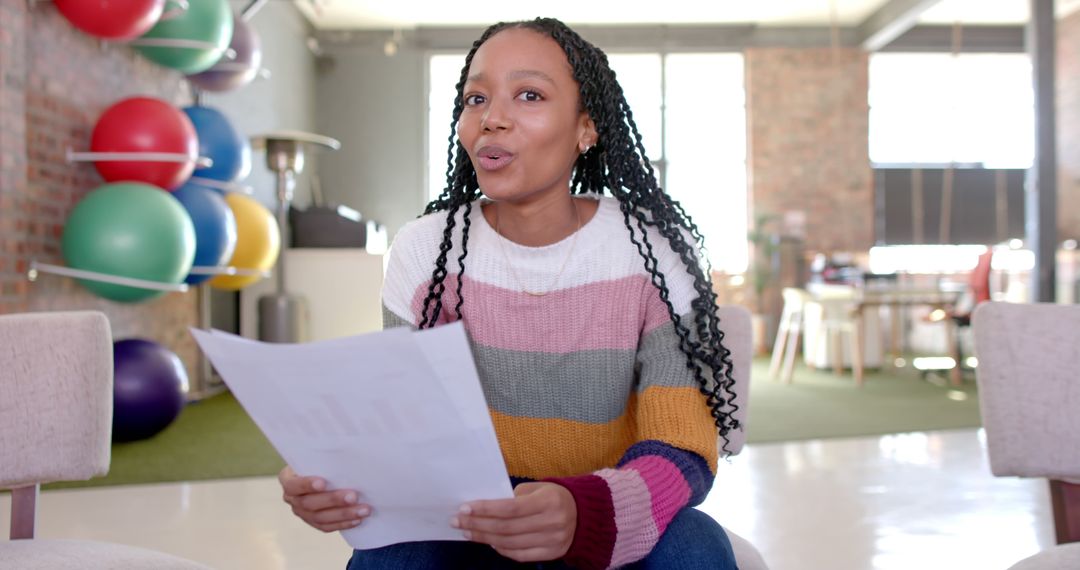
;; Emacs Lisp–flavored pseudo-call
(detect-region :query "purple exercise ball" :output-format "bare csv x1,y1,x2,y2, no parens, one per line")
112,338,188,442
186,15,262,92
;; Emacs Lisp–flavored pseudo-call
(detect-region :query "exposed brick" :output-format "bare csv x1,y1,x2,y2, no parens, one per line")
1,4,200,382
746,47,874,256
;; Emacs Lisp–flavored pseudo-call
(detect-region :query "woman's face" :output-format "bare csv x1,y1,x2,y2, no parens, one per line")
457,28,596,205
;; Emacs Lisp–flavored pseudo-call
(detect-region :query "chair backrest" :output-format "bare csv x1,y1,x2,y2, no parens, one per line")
716,305,752,455
780,287,810,310
0,311,113,489
973,302,1080,479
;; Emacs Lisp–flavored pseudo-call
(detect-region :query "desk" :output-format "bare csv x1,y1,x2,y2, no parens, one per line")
857,287,963,386
806,284,962,386
856,287,961,349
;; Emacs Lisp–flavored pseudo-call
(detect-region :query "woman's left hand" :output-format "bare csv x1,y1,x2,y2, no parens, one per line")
452,481,577,562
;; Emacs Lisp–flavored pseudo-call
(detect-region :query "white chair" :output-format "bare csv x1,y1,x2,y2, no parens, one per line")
768,287,809,384
768,287,865,385
0,311,211,569
973,302,1080,569
805,285,866,385
715,305,769,569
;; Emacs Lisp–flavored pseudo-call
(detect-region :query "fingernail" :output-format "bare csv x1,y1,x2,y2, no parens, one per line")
351,519,363,527
449,516,460,528
343,492,357,504
463,530,472,540
458,504,472,515
355,507,370,517
312,479,326,491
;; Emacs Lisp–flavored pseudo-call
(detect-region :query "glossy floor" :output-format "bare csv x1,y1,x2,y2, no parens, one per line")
0,429,1054,570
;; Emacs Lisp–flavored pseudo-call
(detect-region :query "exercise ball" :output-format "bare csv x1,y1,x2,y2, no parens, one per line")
112,338,188,442
134,0,232,74
90,97,198,190
183,105,251,182
186,15,262,92
210,193,279,290
62,182,196,303
55,0,165,41
173,182,237,285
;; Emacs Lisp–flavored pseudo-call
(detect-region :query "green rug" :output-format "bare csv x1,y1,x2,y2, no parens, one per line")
744,358,981,443
46,392,284,491
46,358,981,489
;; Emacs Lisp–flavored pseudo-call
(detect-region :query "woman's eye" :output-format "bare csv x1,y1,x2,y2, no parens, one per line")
516,90,543,102
464,94,485,106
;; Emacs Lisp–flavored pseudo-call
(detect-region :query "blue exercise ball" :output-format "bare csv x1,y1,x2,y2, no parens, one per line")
112,339,188,442
183,105,251,182
173,182,238,285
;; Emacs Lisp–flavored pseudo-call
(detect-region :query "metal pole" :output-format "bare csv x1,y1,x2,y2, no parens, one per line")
275,168,295,295
1026,0,1058,302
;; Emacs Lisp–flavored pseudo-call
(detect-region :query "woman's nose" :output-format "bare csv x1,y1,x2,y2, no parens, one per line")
480,100,510,131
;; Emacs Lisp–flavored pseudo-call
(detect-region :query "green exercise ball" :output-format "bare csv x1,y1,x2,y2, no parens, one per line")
62,182,196,303
134,0,232,74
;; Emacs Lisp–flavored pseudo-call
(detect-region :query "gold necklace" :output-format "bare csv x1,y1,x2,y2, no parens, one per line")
493,200,582,297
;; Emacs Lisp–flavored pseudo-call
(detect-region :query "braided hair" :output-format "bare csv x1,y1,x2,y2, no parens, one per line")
417,17,741,449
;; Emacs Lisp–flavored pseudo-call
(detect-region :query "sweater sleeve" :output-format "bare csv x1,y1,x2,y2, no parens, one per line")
547,231,719,570
381,219,425,328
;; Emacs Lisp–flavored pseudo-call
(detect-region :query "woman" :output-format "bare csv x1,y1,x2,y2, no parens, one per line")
280,18,742,569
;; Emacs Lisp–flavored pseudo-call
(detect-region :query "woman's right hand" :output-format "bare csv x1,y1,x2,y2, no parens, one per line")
278,465,372,532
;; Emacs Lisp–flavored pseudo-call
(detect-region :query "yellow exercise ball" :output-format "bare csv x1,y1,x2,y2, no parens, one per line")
209,192,280,290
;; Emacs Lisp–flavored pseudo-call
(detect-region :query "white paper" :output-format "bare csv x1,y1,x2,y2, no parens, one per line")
190,322,513,550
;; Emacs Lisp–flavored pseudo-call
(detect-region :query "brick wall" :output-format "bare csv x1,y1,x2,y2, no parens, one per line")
1058,11,1080,239
745,47,874,254
0,3,200,380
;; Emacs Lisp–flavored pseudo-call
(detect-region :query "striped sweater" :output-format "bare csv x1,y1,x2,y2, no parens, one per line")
381,196,718,569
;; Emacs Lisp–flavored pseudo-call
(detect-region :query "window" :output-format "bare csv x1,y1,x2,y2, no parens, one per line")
869,53,1033,247
427,52,747,273
869,53,1034,168
427,54,466,203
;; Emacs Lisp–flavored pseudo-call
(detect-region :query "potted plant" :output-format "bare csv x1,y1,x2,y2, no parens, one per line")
747,212,780,354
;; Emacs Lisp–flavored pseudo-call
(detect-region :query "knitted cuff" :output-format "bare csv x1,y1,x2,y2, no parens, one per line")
544,474,616,570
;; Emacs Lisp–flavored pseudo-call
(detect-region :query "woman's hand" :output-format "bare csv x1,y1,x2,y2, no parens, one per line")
452,482,577,562
278,465,372,532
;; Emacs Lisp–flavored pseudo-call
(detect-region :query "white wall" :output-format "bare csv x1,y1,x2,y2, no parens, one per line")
203,1,320,334
314,44,429,238
202,0,319,211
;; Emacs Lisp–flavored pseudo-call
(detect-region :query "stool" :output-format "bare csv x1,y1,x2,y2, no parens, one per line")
812,296,865,387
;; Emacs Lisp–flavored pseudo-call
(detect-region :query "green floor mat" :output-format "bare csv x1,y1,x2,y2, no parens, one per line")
46,357,981,488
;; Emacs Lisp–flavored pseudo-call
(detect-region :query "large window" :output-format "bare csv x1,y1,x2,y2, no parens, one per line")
869,53,1034,168
427,52,748,273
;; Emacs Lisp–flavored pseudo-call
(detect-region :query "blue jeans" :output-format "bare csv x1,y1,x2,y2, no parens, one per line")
345,507,737,569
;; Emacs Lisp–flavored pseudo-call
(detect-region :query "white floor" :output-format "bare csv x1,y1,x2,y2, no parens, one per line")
1,428,1054,570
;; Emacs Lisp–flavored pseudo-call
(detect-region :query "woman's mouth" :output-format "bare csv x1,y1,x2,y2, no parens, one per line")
475,145,515,171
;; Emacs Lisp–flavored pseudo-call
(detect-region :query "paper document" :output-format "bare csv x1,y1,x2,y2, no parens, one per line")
190,322,513,550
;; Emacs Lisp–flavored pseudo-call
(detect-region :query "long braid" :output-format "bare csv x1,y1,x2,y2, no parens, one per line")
416,18,740,451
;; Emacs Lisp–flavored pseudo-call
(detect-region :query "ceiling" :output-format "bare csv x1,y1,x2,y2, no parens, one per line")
295,0,1080,31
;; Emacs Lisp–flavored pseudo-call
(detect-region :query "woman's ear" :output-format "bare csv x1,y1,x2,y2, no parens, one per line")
577,114,598,153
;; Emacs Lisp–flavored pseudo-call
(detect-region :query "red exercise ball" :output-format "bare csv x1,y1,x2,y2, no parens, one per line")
55,0,165,41
90,97,199,190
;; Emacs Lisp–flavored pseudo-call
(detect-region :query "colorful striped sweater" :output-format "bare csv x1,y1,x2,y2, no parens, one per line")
380,196,718,569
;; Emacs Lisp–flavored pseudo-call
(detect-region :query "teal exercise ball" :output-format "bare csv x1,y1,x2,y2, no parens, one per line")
134,0,232,74
62,182,196,303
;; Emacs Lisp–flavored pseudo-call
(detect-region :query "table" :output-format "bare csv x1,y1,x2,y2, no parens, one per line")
807,283,963,387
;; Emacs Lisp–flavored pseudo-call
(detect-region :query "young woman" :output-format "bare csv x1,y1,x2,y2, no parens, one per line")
279,18,742,569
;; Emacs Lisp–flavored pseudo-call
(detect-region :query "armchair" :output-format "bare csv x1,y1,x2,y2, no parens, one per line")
0,311,210,569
